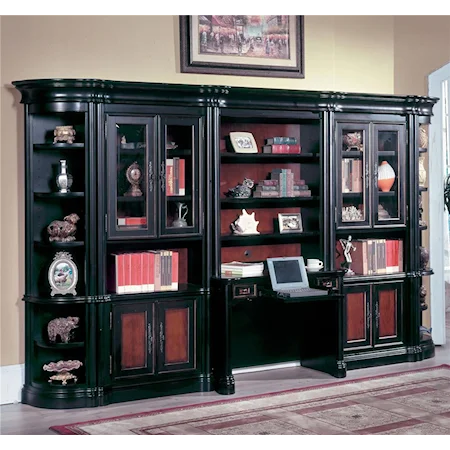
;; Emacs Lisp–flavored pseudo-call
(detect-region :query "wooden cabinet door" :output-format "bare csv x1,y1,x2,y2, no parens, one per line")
344,284,372,350
112,303,154,380
373,282,403,346
156,298,196,373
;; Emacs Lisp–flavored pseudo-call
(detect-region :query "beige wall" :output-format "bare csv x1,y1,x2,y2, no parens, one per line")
0,15,446,367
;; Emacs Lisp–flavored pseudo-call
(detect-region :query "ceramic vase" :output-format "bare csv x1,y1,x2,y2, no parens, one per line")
56,159,73,193
377,160,395,192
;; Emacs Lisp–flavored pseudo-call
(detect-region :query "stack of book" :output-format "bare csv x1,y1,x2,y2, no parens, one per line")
262,136,301,154
253,169,311,198
166,157,186,195
221,261,264,278
342,159,363,193
117,216,147,227
108,250,179,294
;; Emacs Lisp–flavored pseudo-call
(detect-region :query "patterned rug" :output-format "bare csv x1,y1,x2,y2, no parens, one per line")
51,365,450,435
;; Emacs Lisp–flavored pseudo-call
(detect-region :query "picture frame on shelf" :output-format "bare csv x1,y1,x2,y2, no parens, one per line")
278,212,303,233
179,15,304,79
228,132,258,153
48,251,78,296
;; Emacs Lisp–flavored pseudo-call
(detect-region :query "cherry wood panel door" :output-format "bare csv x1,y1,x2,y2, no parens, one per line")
344,284,371,350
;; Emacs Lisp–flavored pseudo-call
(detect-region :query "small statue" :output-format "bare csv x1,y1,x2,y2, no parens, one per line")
172,202,188,228
339,235,356,276
226,178,254,198
231,209,260,235
47,213,80,242
43,359,83,385
124,162,143,197
53,125,76,144
342,205,363,222
47,316,79,343
343,132,363,151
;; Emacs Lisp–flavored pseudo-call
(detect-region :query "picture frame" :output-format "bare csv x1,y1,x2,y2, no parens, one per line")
48,251,78,296
180,15,304,79
229,132,258,153
278,213,303,234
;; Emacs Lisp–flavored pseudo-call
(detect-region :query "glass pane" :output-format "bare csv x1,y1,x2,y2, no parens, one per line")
341,129,366,223
116,124,148,231
165,124,194,229
377,130,400,221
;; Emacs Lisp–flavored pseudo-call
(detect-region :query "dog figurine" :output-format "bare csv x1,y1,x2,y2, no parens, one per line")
47,213,80,242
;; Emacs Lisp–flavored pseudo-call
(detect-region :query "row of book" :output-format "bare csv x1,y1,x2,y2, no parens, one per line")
108,250,179,294
117,216,147,226
336,238,403,275
342,159,363,193
253,169,312,198
221,261,264,278
262,136,301,154
166,158,186,196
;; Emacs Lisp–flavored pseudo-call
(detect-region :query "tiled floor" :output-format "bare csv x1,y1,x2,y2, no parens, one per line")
1,314,449,435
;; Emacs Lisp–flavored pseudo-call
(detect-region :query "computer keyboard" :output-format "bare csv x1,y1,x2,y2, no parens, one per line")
277,287,325,298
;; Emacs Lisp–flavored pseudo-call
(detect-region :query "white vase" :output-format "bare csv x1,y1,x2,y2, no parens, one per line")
377,160,395,192
419,156,427,187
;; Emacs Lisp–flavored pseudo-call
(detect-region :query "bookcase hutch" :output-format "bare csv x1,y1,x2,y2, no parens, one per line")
13,78,437,409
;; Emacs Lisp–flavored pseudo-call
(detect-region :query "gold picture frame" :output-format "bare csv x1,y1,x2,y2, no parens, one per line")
180,15,304,79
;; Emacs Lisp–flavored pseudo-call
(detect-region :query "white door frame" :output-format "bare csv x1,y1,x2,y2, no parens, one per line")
428,62,450,346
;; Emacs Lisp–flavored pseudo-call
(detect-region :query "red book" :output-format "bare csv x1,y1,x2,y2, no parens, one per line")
179,159,185,195
117,217,147,226
130,252,141,293
123,253,132,293
109,253,125,294
171,250,179,290
263,144,301,154
151,250,161,292
147,251,155,292
166,159,174,195
173,157,180,195
141,252,149,292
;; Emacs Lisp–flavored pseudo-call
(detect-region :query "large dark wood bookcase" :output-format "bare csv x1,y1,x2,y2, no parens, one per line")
13,79,437,408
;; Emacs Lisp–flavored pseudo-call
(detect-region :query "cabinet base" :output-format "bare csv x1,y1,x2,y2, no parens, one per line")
22,375,214,409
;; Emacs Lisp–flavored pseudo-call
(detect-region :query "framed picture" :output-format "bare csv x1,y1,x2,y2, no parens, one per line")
48,251,78,296
180,15,304,79
229,132,258,153
278,213,303,234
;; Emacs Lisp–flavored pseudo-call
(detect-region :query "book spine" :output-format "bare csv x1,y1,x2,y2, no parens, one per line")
117,217,147,226
172,250,179,290
130,252,141,293
148,251,155,292
154,251,161,292
292,190,312,197
179,159,185,195
263,144,301,153
141,252,149,292
123,253,132,293
255,185,278,191
173,157,179,195
258,179,279,186
166,158,174,195
253,190,280,197
265,137,297,145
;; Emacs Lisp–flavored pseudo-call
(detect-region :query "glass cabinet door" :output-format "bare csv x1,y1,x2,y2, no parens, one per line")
374,124,405,226
337,123,370,228
160,116,201,236
107,116,156,239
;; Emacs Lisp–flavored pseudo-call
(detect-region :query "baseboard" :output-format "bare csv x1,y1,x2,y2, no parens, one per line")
0,364,24,405
232,361,301,375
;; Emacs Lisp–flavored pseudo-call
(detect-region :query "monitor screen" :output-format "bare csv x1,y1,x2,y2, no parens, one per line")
273,260,302,284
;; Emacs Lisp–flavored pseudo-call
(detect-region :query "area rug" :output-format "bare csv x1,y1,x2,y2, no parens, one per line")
51,365,450,435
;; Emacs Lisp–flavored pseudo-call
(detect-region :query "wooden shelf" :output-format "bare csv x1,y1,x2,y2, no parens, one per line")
34,337,84,349
34,192,84,198
378,151,397,157
167,149,192,156
34,240,85,249
221,231,320,247
342,151,363,158
220,153,318,163
34,143,85,150
221,196,318,209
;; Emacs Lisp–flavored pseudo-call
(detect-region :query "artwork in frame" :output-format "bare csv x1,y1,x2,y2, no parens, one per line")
180,15,304,79
278,213,303,234
48,251,78,296
229,132,258,153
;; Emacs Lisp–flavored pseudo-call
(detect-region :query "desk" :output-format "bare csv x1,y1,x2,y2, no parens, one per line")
211,270,346,395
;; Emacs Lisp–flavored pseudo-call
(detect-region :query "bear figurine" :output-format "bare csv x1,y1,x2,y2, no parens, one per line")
47,316,79,344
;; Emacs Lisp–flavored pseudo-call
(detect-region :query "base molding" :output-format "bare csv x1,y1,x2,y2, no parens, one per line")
0,364,24,405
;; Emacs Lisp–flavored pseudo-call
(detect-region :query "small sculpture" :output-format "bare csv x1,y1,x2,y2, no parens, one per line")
418,195,426,227
419,125,428,149
419,246,429,270
418,156,427,187
43,359,83,385
343,132,363,151
124,161,143,197
231,209,260,235
54,125,76,144
47,213,80,242
378,204,391,220
47,316,79,344
342,205,363,222
226,178,254,198
339,235,356,276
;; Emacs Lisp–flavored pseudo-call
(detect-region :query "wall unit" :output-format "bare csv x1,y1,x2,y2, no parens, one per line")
13,79,437,408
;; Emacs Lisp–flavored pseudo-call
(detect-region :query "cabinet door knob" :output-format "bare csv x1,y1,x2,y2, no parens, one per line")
159,322,164,354
148,161,154,192
147,322,152,355
160,162,166,192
